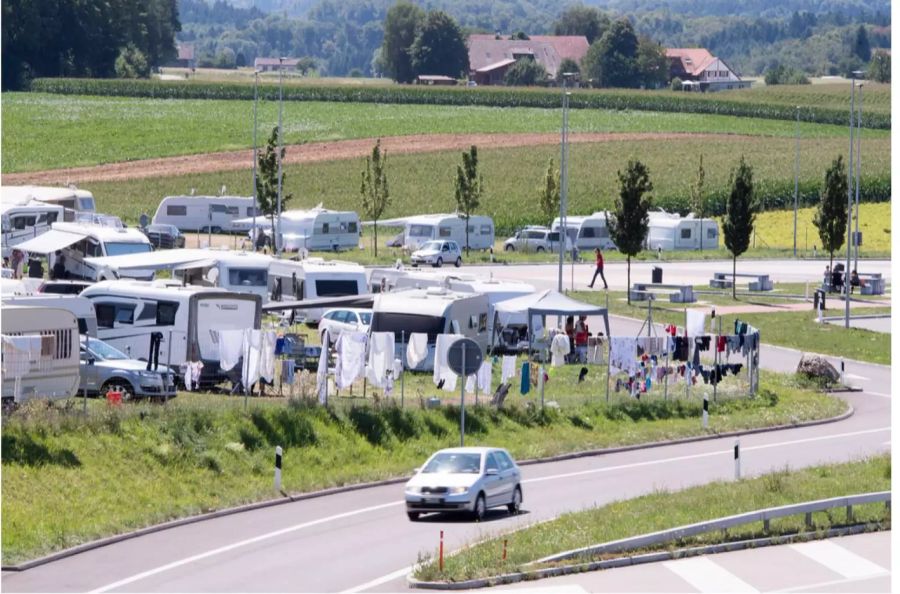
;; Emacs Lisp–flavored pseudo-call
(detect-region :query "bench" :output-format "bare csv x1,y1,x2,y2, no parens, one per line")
709,272,773,292
857,273,885,296
630,283,695,303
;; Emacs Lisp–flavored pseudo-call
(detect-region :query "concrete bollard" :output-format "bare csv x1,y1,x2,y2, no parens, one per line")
734,440,741,480
274,446,282,491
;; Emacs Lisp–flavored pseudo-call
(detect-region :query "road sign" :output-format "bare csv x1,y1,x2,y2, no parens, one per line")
447,338,483,376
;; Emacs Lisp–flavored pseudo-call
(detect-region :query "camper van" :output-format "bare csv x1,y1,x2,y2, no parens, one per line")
377,214,495,251
80,281,262,386
240,207,361,253
1,198,65,258
646,212,719,251
2,295,98,337
370,287,490,371
269,258,367,321
2,185,96,216
1,305,80,404
152,195,258,233
552,212,616,251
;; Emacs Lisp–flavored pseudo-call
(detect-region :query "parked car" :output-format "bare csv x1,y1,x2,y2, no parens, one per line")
503,227,573,253
37,280,93,295
404,447,522,521
79,336,176,400
410,240,462,268
319,308,372,344
142,223,185,249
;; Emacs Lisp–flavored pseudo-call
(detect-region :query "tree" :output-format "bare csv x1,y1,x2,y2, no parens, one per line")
852,25,871,63
454,145,483,256
722,156,757,299
381,0,424,83
538,158,560,223
869,50,890,83
556,58,580,83
582,18,640,88
409,11,468,79
114,44,150,78
635,37,668,88
670,76,683,91
503,59,548,86
813,155,849,269
360,139,390,258
689,154,706,251
295,56,317,75
553,5,610,44
510,31,529,40
608,160,653,304
255,126,293,248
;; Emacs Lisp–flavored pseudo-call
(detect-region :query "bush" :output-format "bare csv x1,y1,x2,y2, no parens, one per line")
670,77,682,91
114,45,150,79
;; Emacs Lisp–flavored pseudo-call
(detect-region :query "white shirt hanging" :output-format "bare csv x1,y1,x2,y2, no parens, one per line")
217,329,244,372
501,355,518,383
433,333,462,392
367,331,395,388
335,331,367,390
406,332,429,368
550,333,570,367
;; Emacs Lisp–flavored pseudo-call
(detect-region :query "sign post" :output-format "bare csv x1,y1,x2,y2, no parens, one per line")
448,338,484,447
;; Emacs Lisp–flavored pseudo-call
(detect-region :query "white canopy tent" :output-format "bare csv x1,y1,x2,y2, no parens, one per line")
493,289,610,352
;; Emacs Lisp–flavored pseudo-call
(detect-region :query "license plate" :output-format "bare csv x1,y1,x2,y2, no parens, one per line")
425,497,442,504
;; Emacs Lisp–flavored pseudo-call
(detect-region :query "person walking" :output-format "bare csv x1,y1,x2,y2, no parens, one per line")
588,248,608,289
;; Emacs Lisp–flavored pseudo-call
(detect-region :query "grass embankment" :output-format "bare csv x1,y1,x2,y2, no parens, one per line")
1,372,845,565
413,455,891,583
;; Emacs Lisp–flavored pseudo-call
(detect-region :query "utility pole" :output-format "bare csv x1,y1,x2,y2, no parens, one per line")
252,70,260,251
557,73,574,293
793,106,800,258
276,57,285,257
854,82,863,269
845,72,862,329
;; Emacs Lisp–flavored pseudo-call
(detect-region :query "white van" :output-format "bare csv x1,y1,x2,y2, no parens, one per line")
1,305,80,404
80,280,262,386
1,197,65,258
269,258,367,322
646,212,719,251
2,294,98,337
552,212,616,251
152,195,258,233
370,287,490,371
2,185,96,217
239,207,361,253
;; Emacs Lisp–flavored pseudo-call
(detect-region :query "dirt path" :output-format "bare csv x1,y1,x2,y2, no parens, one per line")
4,132,749,185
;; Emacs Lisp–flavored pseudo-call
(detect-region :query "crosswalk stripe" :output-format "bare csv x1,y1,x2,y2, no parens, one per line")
663,556,758,593
788,540,888,579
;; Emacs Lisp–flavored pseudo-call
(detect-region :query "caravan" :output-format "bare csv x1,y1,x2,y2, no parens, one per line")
2,294,98,337
376,214,495,251
268,258,367,321
2,185,96,216
646,212,719,251
80,281,262,386
152,195,258,233
552,212,616,251
238,207,361,253
1,195,65,258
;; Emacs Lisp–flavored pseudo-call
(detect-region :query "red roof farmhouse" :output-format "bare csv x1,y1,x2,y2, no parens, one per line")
666,48,751,92
467,34,589,85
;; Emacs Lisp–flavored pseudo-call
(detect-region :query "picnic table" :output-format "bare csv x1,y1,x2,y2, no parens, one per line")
630,283,695,303
709,272,773,291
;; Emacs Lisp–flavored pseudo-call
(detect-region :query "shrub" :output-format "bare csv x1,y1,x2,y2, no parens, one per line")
670,77,682,91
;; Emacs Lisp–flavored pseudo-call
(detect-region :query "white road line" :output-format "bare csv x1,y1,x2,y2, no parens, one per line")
90,426,890,593
773,573,890,593
339,565,412,593
788,540,888,579
493,585,589,593
663,556,758,592
866,392,891,399
844,373,869,381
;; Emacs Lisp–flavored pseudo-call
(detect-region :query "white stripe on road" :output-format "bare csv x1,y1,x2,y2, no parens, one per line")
866,392,891,399
775,573,890,593
339,565,412,593
90,426,890,593
788,540,888,579
663,556,757,592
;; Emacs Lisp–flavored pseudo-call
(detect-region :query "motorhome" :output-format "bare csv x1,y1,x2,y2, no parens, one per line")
552,212,616,251
370,287,490,371
1,305,80,404
238,207,361,252
646,212,719,251
152,195,258,233
269,258,367,321
375,214,495,251
2,294,98,337
1,185,96,216
1,196,65,258
80,280,262,385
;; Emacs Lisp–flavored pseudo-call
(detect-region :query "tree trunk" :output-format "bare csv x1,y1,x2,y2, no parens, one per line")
373,219,378,258
732,255,737,300
626,256,631,305
699,217,703,252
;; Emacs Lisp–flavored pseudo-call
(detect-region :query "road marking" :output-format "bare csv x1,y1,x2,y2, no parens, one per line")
493,585,588,593
866,392,891,399
775,573,890,593
662,556,757,592
844,373,868,381
90,500,402,593
339,565,412,593
788,540,888,579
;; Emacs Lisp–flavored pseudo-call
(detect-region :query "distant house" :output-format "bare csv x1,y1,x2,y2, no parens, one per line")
254,57,300,72
467,34,589,86
416,75,458,86
666,48,751,92
175,43,195,69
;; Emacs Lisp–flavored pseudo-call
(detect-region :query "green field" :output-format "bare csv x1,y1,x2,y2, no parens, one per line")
1,92,890,173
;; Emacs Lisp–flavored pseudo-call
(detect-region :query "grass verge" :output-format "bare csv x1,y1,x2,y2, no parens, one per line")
412,455,891,583
1,372,844,565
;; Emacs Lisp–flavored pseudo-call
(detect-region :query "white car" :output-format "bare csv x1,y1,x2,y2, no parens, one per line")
410,240,462,268
318,307,372,344
503,227,573,253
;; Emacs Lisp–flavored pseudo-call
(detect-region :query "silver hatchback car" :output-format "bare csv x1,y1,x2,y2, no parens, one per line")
404,447,522,521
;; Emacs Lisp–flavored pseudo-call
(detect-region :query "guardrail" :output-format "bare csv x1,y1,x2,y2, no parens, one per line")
534,491,891,565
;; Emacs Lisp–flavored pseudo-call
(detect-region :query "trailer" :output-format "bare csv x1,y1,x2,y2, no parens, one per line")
646,211,719,251
237,207,361,253
1,195,66,258
269,258,368,322
1,185,96,216
373,213,495,251
152,195,258,233
552,211,616,251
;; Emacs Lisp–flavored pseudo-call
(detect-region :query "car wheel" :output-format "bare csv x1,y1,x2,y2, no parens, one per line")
101,379,135,401
435,257,443,268
407,512,420,522
508,486,522,515
472,493,487,521
504,244,515,252
455,257,462,268
536,246,545,253
211,226,222,234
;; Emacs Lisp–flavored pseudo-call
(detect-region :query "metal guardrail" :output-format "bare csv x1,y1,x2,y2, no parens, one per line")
535,491,891,565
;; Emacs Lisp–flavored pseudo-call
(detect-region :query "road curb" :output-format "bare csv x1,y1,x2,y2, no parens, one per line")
406,524,885,590
0,404,853,572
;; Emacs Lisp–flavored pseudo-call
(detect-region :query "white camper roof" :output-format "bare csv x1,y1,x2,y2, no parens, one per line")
369,213,491,227
161,195,253,203
1,185,93,207
0,198,65,216
81,279,243,300
374,287,483,318
85,248,273,272
233,206,358,227
553,211,611,227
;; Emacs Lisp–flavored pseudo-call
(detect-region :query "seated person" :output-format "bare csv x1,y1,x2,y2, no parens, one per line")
849,269,863,293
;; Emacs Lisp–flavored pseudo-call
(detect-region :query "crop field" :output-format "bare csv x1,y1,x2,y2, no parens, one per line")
711,82,892,117
84,134,890,233
1,92,889,173
753,202,892,253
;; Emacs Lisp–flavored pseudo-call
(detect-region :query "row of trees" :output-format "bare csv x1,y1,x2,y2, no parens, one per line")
381,2,468,82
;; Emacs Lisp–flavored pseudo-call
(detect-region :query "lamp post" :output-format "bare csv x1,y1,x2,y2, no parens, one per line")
854,82,863,269
844,71,862,329
252,69,260,251
275,57,285,257
557,72,575,293
793,106,799,258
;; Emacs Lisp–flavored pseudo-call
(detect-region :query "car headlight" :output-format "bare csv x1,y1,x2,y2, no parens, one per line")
406,486,422,494
138,371,159,379
448,486,468,495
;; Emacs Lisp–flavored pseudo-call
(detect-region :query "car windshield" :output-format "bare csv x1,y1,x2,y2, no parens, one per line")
421,452,482,474
358,312,372,324
83,339,128,361
421,241,442,251
105,242,152,257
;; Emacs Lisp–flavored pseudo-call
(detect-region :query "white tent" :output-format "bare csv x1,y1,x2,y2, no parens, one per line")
493,289,610,351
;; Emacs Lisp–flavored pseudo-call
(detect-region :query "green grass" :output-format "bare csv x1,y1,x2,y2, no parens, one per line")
1,92,890,173
1,372,844,565
412,455,891,582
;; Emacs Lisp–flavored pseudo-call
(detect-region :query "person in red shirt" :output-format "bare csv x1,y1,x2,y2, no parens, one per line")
588,248,608,289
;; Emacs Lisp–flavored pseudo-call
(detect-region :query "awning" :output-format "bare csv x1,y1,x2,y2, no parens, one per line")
263,294,376,313
85,248,226,271
493,289,610,338
14,228,87,254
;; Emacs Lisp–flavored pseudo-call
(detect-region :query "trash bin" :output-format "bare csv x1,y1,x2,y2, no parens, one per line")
652,266,663,284
813,289,826,311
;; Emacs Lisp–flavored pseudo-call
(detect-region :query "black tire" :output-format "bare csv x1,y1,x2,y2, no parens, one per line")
407,512,420,521
508,486,522,515
536,246,545,253
435,257,443,268
455,257,462,268
101,379,135,401
504,244,515,252
472,493,486,521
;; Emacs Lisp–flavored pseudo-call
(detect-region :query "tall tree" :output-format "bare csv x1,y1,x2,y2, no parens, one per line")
556,58,580,83
255,126,293,248
360,139,390,258
538,158,560,224
454,145,483,256
813,155,849,268
582,18,640,88
852,25,871,63
609,159,653,304
722,156,757,299
868,50,890,83
553,4,610,44
409,10,468,79
689,154,706,251
381,0,424,83
635,37,668,88
503,59,548,86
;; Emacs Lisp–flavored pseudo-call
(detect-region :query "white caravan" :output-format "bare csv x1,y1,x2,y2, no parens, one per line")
552,211,616,251
269,258,367,322
1,305,80,404
1,196,65,258
237,207,361,252
2,294,98,337
375,214,495,251
80,280,262,385
370,287,490,371
1,185,96,217
646,211,719,251
152,195,258,233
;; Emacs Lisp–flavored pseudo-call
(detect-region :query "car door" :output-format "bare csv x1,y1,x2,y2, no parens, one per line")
496,450,518,502
483,452,505,507
79,345,100,393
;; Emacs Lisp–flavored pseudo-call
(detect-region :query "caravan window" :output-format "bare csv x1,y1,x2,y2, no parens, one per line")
210,204,228,214
581,226,608,239
409,225,432,237
348,222,358,233
321,222,330,234
229,268,268,287
225,206,239,215
480,224,491,235
680,228,692,239
246,207,260,217
95,303,135,328
167,205,187,216
105,242,151,257
156,302,179,326
315,279,359,297
707,228,717,239
137,302,157,321
11,215,36,229
438,227,452,238
372,312,445,342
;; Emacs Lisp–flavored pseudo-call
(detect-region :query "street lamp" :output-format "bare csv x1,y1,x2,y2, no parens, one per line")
844,71,863,329
793,105,799,258
252,69,260,251
557,72,575,293
275,57,285,256
854,81,863,269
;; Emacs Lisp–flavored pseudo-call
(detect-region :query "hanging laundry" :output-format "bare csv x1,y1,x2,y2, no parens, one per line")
218,329,244,372
465,360,493,393
406,332,429,369
716,336,727,353
671,337,690,362
433,334,462,392
501,355,518,383
520,361,531,394
685,310,706,337
316,338,328,403
608,337,637,375
281,359,296,385
335,331,366,390
550,333,570,367
393,358,403,380
260,330,277,383
367,331,395,388
187,360,204,390
696,336,711,351
1,335,39,378
242,330,263,391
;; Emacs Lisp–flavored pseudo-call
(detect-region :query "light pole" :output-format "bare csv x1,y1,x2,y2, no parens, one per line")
276,57,285,257
252,69,260,251
854,82,863,269
557,72,574,293
844,71,862,329
793,106,799,258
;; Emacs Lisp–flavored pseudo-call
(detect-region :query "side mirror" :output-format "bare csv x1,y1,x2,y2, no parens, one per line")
486,468,499,476
87,358,95,366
